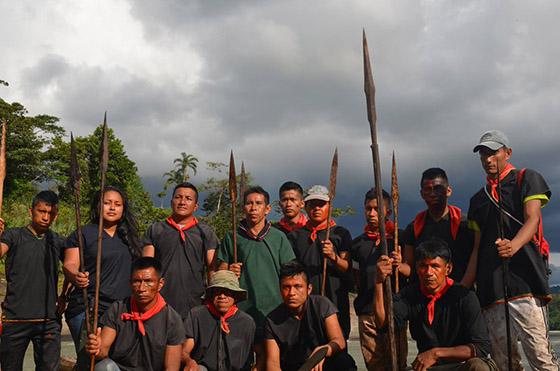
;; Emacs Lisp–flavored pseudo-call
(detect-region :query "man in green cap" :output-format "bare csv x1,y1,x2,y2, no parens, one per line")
182,270,255,371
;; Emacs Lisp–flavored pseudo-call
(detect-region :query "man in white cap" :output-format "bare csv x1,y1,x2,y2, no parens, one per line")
286,185,353,340
182,270,255,371
464,130,557,370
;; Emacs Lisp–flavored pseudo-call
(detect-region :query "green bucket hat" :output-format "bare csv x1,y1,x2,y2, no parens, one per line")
205,270,247,302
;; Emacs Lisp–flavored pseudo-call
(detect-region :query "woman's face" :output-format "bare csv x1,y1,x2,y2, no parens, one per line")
102,190,124,225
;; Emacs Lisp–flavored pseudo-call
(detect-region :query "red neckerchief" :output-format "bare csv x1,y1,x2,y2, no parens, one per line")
364,220,395,246
486,163,516,202
413,205,462,241
420,277,454,326
166,216,198,242
121,294,167,336
305,219,336,242
205,302,239,334
278,213,308,233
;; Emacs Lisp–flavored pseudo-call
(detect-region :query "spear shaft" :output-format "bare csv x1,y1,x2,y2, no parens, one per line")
70,133,91,335
363,30,398,371
92,114,109,371
391,152,400,293
0,119,7,216
321,148,338,296
239,161,247,210
229,151,238,263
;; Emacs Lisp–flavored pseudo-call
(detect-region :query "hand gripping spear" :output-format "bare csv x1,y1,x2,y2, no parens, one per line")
391,152,400,293
320,148,338,297
497,162,513,371
363,30,398,371
91,114,109,371
229,151,238,263
70,133,92,336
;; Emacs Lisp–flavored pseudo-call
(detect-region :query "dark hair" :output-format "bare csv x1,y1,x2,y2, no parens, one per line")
420,168,448,187
279,181,303,198
279,260,309,284
414,239,452,264
31,190,59,208
364,188,390,204
131,257,162,277
172,182,199,202
90,185,143,257
243,186,270,205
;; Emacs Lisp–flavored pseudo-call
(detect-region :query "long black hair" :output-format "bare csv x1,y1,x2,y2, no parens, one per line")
90,185,143,257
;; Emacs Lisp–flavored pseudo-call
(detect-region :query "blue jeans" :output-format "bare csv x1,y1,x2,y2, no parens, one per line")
66,311,86,354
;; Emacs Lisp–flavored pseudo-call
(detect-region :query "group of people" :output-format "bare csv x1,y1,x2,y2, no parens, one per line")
0,129,556,371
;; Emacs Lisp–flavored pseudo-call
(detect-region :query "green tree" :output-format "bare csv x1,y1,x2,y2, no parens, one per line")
161,152,199,196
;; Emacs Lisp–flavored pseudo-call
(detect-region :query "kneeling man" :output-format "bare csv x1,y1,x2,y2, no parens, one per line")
85,257,185,370
265,261,356,371
375,240,495,371
182,270,255,371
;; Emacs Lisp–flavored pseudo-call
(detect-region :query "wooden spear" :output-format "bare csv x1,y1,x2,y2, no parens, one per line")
228,151,238,263
239,161,247,210
0,119,6,216
363,30,398,371
70,133,91,335
391,152,400,293
91,114,109,371
320,148,338,296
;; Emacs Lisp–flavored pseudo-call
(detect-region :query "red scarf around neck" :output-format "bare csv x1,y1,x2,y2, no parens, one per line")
486,163,516,202
420,277,454,326
206,302,239,334
413,205,461,241
305,219,336,242
121,294,167,336
364,220,395,245
166,216,198,242
278,213,308,233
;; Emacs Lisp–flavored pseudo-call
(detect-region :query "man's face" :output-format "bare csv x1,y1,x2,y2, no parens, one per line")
478,147,512,177
305,199,329,224
416,257,451,294
243,193,271,227
280,274,311,312
364,198,391,228
171,187,198,219
420,178,451,209
131,267,163,305
210,288,236,315
102,190,124,225
279,190,304,219
29,201,58,232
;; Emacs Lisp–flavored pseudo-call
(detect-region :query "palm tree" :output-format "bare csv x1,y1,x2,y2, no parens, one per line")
161,152,199,196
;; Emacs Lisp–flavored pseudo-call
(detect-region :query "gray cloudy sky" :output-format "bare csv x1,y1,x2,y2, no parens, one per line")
1,1,559,257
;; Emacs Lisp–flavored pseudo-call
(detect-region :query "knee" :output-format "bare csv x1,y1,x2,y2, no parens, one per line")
464,357,495,371
94,358,121,371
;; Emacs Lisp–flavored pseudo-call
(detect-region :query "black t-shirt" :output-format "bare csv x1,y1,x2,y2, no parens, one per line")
65,225,134,319
101,298,185,371
265,295,338,371
184,305,255,371
350,234,399,315
394,283,491,359
143,221,218,319
1,227,65,320
287,226,352,338
468,168,551,307
271,222,290,235
402,211,473,282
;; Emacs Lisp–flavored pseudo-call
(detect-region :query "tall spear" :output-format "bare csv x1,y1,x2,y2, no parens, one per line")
239,161,247,210
228,151,238,263
497,162,513,371
91,114,109,371
391,152,400,293
320,148,338,296
0,119,7,216
363,30,398,370
70,133,91,336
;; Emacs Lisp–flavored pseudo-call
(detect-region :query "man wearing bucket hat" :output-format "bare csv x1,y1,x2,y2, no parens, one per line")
464,130,557,370
182,270,255,371
287,185,353,339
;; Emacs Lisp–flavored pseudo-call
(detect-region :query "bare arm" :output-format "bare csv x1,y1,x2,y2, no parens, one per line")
206,249,217,278
143,244,155,257
373,255,393,328
412,345,475,370
181,339,199,371
460,231,480,288
496,199,542,258
164,344,182,371
0,242,8,259
63,247,89,288
323,313,345,355
265,339,282,371
321,240,350,272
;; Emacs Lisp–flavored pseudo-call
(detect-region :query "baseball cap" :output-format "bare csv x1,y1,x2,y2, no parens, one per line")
473,130,510,153
304,185,330,202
